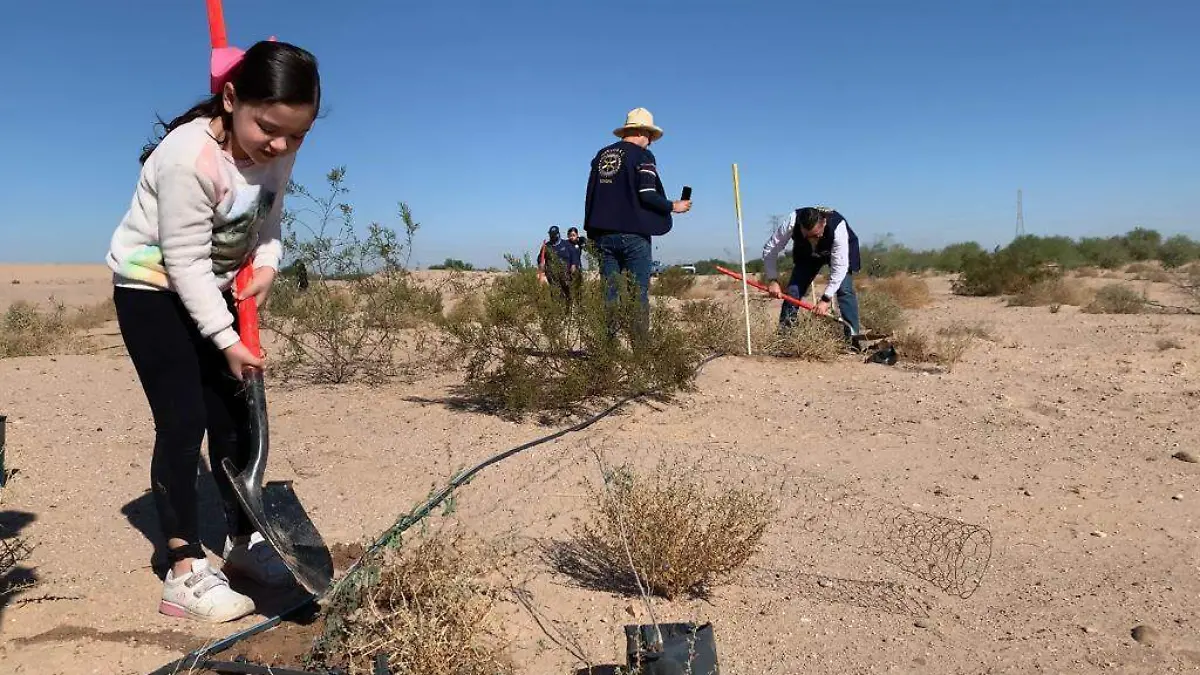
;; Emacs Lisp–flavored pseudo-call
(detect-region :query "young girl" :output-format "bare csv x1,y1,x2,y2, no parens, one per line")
107,40,320,623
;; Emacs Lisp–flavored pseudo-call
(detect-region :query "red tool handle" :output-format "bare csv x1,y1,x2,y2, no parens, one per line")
207,0,228,48
234,265,263,358
715,265,816,310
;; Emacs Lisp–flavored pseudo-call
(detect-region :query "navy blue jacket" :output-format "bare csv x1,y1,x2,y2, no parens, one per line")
584,141,673,238
539,238,580,277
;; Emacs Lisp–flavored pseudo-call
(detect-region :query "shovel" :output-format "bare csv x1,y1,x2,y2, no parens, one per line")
222,265,333,595
714,265,860,340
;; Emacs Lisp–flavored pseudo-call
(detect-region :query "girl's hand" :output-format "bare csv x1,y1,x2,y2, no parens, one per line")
224,341,265,380
236,266,278,306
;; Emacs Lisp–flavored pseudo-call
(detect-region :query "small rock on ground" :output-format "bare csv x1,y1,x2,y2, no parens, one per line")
1131,625,1159,646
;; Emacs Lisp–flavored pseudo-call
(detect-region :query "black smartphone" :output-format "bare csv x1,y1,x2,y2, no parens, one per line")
681,186,692,201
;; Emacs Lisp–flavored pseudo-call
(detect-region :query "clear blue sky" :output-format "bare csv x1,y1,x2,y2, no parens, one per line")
2,1,1197,268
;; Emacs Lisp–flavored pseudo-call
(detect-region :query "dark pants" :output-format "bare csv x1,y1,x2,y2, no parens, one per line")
594,232,652,335
780,257,861,339
547,272,572,310
114,287,254,562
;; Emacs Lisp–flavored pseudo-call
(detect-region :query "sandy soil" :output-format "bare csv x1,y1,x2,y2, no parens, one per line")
1,265,1198,674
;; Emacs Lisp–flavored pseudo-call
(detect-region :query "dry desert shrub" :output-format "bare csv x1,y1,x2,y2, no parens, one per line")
71,299,117,330
894,329,973,371
445,293,484,324
314,532,512,675
858,288,907,335
1156,337,1184,351
937,321,997,342
650,266,696,298
1074,266,1101,278
1,537,34,599
1126,262,1172,283
678,299,742,355
0,299,114,358
1177,263,1200,308
1008,277,1093,307
768,314,845,361
1083,284,1146,314
864,274,931,309
679,299,844,361
715,277,740,292
549,461,775,600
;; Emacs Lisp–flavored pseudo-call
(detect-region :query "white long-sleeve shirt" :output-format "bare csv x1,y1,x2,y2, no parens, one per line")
106,117,292,349
761,209,851,299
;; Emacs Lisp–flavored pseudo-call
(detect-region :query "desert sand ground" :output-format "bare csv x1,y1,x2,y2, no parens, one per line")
0,263,1197,674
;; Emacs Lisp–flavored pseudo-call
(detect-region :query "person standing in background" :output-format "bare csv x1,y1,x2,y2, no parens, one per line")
583,108,690,333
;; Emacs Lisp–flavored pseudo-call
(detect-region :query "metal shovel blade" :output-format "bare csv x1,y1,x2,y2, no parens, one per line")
222,370,333,595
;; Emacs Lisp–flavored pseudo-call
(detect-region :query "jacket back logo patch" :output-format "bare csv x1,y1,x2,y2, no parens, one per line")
598,148,624,182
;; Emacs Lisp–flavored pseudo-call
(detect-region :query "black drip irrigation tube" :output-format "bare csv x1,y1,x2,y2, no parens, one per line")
148,354,724,675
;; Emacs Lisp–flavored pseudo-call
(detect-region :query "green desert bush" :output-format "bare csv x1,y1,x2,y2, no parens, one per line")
952,247,1056,297
442,262,705,418
1076,237,1132,270
263,167,443,384
1159,235,1200,269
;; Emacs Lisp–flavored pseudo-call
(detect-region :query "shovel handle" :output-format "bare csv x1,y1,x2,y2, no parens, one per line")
715,265,816,310
207,0,228,48
234,265,263,359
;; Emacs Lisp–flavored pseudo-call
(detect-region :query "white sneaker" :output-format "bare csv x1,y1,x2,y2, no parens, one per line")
160,559,255,623
223,532,293,588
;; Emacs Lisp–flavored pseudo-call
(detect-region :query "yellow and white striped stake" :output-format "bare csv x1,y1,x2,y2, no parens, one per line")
732,163,753,356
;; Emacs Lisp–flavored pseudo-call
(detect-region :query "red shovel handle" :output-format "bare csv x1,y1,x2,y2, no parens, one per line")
234,265,262,358
715,265,816,310
207,0,228,48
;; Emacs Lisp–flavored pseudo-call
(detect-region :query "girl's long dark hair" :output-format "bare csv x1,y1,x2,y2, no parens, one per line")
139,40,321,164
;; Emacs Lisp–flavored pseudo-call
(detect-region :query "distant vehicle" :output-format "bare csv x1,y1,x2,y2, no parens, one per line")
679,264,697,274
649,260,666,276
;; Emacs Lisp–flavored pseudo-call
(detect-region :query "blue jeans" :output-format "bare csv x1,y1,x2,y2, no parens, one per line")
779,258,861,339
595,232,652,336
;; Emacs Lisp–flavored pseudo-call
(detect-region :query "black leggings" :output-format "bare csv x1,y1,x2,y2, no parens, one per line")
114,287,253,561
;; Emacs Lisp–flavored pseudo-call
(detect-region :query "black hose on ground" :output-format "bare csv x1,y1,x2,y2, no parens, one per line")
147,353,724,675
200,661,331,675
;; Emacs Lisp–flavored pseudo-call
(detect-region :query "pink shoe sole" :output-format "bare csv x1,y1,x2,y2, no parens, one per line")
158,599,252,623
158,600,189,618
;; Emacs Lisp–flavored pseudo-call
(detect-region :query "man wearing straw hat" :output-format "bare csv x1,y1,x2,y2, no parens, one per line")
584,108,691,332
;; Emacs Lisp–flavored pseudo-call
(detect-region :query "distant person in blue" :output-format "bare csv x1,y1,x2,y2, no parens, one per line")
567,227,587,263
584,108,691,333
762,206,862,341
538,225,581,308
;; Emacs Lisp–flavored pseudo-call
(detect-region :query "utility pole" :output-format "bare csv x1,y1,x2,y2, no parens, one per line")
1016,188,1025,238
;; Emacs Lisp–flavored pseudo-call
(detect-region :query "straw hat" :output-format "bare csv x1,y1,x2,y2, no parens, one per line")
613,108,664,141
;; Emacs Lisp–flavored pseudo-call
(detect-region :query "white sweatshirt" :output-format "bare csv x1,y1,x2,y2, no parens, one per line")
761,209,851,299
106,117,292,349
